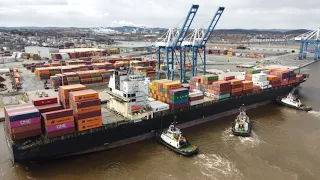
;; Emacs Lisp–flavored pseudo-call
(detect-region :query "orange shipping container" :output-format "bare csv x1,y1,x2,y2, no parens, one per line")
267,75,278,81
59,84,86,97
229,79,242,85
162,82,182,89
77,116,102,126
45,116,74,126
69,89,99,102
74,105,101,114
281,81,289,86
231,87,243,93
288,79,296,84
77,120,102,131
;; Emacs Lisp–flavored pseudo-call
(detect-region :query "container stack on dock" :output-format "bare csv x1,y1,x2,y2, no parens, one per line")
42,109,75,138
69,89,103,131
4,104,41,141
59,84,87,109
35,68,50,80
64,72,80,85
99,69,112,82
189,91,204,106
48,67,61,76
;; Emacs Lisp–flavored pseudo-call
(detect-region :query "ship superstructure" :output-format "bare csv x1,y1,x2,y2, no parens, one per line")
107,69,153,121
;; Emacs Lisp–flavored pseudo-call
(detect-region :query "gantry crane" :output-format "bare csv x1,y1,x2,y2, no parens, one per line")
182,7,225,82
295,27,320,61
155,4,199,82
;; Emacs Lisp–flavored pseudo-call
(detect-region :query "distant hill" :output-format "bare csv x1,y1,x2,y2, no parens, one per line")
0,26,311,35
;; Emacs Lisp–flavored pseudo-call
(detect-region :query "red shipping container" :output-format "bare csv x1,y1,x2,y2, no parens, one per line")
32,97,58,106
231,84,242,89
224,76,235,81
46,127,75,138
10,123,41,134
36,103,62,113
42,109,73,120
189,96,204,101
170,103,189,110
10,129,41,141
213,89,231,95
242,89,253,94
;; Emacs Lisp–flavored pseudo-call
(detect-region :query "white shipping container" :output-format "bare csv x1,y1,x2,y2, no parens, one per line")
148,98,155,102
148,101,169,113
261,70,270,74
252,73,267,81
189,91,203,98
236,75,245,81
190,99,204,106
0,68,10,74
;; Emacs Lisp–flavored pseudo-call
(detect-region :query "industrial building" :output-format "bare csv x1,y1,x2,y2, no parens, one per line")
24,46,59,59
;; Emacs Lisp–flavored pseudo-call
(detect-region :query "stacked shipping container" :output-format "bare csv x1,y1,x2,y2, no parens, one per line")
229,79,243,96
189,91,204,106
149,80,189,110
212,81,231,100
4,104,41,141
42,109,75,138
59,84,87,109
69,90,103,131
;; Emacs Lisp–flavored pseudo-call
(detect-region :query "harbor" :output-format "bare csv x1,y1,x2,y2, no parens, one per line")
0,62,319,179
0,1,320,179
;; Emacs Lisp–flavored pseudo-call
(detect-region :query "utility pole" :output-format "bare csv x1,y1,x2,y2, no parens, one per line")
38,50,41,64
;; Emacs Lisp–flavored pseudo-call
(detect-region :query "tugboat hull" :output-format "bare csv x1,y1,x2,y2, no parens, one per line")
276,97,312,111
155,132,198,156
232,122,252,137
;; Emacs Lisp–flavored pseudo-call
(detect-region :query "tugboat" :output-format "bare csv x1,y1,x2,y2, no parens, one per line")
276,92,312,111
156,118,198,156
232,105,252,137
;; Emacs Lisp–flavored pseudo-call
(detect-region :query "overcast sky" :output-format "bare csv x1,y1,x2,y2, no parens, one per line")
0,0,318,29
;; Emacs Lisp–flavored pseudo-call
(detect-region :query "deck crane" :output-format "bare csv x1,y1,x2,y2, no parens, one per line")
155,4,199,82
295,27,320,61
182,7,225,82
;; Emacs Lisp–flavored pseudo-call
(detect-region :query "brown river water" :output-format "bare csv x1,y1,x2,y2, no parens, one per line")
0,62,320,180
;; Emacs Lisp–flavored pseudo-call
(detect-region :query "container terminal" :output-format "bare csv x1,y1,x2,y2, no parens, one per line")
0,4,318,162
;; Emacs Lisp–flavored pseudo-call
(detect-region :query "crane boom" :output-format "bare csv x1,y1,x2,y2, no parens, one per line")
172,4,199,48
199,7,225,46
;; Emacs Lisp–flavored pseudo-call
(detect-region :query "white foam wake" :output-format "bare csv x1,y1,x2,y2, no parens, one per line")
194,154,244,180
221,128,261,148
237,131,261,148
308,110,320,117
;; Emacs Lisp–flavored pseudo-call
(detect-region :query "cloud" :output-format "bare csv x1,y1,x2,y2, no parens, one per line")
0,0,318,29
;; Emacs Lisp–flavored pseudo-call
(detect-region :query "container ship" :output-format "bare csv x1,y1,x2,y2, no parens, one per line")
4,67,308,162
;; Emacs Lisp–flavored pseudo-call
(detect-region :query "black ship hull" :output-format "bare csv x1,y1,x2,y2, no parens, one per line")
6,84,299,162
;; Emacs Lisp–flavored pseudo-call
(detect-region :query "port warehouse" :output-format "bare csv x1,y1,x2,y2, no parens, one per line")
21,44,151,60
5,63,304,146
